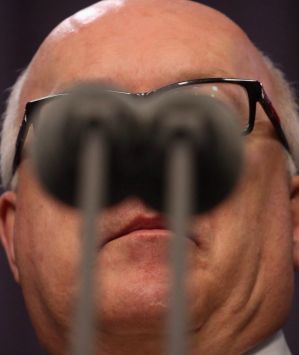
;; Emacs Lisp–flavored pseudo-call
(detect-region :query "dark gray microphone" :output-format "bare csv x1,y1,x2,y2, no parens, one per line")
30,84,141,207
135,92,244,213
30,84,243,355
31,84,243,214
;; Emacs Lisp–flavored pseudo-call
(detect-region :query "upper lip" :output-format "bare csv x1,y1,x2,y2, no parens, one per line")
100,214,168,247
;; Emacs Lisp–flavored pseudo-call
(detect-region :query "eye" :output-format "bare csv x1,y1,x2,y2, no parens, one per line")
168,83,250,131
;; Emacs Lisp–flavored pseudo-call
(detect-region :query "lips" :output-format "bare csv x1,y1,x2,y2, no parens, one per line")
100,214,199,248
100,215,167,247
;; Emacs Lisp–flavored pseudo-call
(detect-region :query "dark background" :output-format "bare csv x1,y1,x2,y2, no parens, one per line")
0,1,299,354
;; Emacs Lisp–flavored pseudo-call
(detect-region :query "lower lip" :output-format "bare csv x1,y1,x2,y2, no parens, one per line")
112,229,171,241
104,229,198,247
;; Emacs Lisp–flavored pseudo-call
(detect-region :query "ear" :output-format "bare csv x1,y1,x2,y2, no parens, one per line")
291,175,299,270
0,191,19,282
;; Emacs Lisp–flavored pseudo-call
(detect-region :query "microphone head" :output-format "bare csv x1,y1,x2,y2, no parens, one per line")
135,92,244,213
31,83,141,207
31,84,243,215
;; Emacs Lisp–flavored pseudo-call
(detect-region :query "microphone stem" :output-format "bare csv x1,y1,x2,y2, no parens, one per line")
166,140,194,355
71,129,107,355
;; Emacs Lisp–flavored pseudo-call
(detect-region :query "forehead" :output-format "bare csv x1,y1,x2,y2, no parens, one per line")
23,1,269,102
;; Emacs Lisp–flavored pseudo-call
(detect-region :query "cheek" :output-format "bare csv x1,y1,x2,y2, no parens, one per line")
15,194,80,274
203,139,292,294
14,173,82,330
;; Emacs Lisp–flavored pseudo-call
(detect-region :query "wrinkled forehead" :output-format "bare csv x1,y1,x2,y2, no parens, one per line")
21,1,272,109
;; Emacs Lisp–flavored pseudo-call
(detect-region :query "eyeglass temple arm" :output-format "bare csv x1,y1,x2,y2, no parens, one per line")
259,89,290,152
12,115,30,176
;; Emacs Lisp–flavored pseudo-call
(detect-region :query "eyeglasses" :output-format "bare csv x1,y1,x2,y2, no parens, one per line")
12,78,290,179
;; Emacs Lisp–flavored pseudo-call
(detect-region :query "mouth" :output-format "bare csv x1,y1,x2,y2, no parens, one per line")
99,214,199,248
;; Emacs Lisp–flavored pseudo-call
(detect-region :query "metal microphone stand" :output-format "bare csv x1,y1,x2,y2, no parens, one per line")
166,140,194,355
71,129,107,355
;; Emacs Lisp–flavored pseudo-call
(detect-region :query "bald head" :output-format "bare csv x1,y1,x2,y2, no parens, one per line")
3,0,292,189
3,0,298,190
20,0,273,112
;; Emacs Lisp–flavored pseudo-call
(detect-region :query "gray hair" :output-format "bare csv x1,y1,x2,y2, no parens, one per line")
1,55,299,190
1,68,28,190
262,55,299,175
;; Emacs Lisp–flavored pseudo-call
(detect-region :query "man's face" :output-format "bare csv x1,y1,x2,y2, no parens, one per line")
1,1,298,354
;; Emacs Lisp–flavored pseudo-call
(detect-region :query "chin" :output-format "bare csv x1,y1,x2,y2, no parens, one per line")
93,272,171,334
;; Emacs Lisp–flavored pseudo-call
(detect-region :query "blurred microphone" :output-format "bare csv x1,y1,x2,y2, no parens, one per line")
138,92,243,212
31,84,141,207
31,83,243,213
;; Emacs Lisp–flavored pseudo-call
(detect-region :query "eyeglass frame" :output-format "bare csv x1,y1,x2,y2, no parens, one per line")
11,77,290,179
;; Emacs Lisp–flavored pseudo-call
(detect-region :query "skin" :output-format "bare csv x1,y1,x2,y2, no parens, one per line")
1,0,299,354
